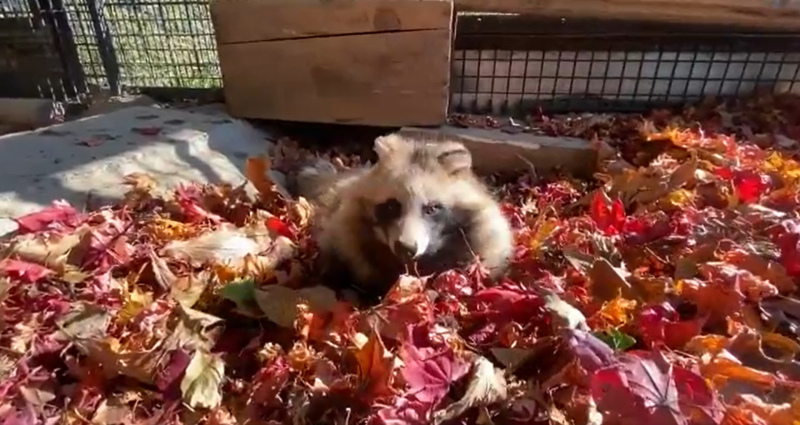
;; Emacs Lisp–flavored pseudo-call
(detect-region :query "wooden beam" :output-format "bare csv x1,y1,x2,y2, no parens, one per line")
454,0,800,31
211,0,454,127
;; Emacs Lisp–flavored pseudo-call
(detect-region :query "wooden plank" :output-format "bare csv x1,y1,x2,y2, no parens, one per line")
211,0,452,43
217,30,451,126
212,0,453,126
454,0,800,31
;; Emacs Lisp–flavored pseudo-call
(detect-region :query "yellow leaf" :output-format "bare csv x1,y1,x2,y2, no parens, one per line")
180,350,225,409
762,152,800,188
147,218,196,240
117,288,153,324
661,189,695,208
529,218,559,252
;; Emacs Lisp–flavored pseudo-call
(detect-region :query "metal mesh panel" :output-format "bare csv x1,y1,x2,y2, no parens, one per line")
102,0,220,89
1,0,84,100
65,0,107,87
62,0,220,94
451,15,800,116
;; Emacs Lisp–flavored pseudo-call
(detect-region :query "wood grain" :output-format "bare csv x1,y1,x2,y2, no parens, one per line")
218,30,452,126
211,0,452,43
212,0,453,126
454,0,800,30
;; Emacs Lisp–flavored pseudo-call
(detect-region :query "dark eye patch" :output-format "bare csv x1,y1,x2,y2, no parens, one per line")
374,198,402,223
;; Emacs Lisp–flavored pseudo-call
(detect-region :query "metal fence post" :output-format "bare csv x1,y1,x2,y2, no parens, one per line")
86,0,120,96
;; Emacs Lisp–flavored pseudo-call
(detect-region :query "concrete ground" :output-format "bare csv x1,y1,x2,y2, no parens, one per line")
0,103,276,236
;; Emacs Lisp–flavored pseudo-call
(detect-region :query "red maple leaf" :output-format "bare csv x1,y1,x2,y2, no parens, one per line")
773,219,800,277
400,344,470,405
591,350,721,425
0,259,54,283
639,303,705,350
590,191,626,235
591,351,685,425
13,203,79,234
266,217,295,240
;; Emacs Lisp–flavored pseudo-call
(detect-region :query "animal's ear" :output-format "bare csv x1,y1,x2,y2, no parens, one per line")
373,134,405,160
436,141,472,175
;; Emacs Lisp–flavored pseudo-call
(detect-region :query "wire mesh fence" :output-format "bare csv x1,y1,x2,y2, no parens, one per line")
2,2,800,117
65,0,221,92
1,0,84,100
452,15,800,115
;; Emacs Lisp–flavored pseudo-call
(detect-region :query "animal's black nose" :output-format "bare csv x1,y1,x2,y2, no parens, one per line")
393,240,417,261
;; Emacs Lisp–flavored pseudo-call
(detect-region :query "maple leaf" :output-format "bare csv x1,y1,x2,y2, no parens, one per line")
0,258,54,283
156,349,192,394
249,356,292,406
772,219,800,277
590,296,638,330
180,350,225,409
591,351,686,425
373,397,431,425
4,225,90,272
400,344,470,405
266,216,295,240
354,329,395,398
54,302,112,341
13,201,79,234
639,302,705,350
590,190,626,235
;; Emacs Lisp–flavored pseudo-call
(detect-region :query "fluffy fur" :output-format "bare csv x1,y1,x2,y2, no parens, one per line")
292,134,514,301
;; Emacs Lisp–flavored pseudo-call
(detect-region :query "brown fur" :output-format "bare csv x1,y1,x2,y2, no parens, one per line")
294,134,514,299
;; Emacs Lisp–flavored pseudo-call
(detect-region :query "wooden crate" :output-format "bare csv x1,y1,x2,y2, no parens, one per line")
211,0,454,127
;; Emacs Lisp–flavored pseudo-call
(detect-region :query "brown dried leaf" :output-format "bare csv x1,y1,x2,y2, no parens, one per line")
588,258,642,302
433,355,507,425
56,302,112,341
254,284,337,328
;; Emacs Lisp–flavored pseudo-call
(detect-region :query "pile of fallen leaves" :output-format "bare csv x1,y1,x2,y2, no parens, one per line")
3,94,800,425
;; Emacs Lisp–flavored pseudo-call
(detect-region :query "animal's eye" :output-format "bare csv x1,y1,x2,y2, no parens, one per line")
422,202,443,215
374,198,402,222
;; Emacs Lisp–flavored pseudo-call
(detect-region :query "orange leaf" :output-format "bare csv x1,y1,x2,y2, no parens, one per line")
245,156,275,199
591,296,637,330
700,351,776,389
354,329,394,398
732,394,799,425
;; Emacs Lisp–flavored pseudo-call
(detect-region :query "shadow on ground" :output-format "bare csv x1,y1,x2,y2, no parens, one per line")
0,104,275,234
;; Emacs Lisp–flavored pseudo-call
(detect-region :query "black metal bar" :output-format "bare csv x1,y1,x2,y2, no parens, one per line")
86,0,121,95
36,0,87,100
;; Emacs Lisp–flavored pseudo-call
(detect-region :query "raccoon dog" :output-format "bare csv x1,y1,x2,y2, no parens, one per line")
292,134,514,301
